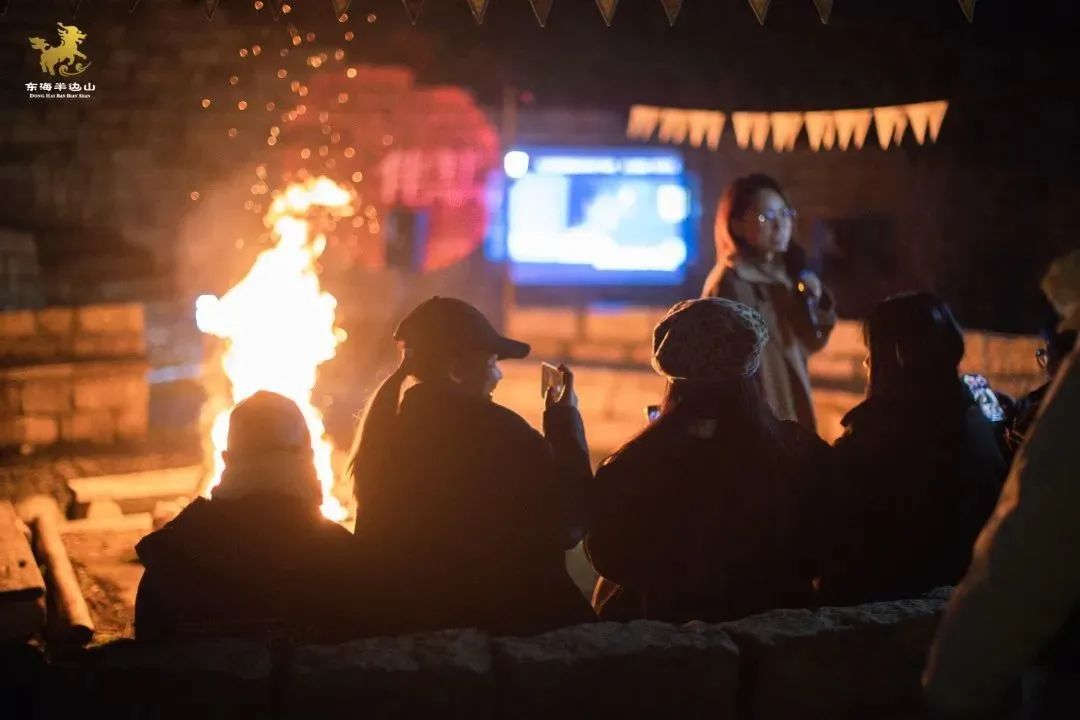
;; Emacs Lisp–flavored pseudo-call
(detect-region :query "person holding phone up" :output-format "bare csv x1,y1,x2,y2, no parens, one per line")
347,297,596,637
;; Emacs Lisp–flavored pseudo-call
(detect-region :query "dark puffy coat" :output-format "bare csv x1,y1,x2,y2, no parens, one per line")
703,255,836,431
135,496,357,643
353,381,596,637
585,413,830,624
818,380,1008,606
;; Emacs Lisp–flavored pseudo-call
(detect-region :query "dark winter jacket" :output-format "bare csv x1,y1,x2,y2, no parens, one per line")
135,495,357,643
585,412,830,624
352,381,596,637
818,379,1008,606
703,255,836,431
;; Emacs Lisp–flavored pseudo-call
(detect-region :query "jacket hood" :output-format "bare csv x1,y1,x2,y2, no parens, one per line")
136,496,345,574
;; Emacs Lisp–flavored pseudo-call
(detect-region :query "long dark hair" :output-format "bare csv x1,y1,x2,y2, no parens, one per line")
347,348,463,510
714,173,798,269
864,292,965,398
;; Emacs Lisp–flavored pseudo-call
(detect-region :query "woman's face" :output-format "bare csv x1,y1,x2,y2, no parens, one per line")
450,352,503,399
732,188,793,255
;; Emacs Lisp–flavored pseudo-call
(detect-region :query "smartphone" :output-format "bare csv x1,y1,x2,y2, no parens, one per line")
541,362,564,399
645,405,661,423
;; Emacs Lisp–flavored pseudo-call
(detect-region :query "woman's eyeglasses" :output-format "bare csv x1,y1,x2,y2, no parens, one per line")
1035,347,1048,369
757,208,798,225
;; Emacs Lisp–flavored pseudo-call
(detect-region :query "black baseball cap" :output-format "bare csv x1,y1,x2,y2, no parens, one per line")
394,297,531,360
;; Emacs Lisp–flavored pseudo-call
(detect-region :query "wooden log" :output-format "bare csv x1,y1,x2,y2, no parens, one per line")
68,465,202,504
30,501,95,648
0,501,46,643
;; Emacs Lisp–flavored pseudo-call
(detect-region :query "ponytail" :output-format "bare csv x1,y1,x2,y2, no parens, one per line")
348,364,411,512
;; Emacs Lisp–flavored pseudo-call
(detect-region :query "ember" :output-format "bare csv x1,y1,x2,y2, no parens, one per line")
196,176,353,520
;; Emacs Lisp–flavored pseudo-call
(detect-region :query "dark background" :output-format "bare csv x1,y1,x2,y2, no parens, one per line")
0,0,1078,332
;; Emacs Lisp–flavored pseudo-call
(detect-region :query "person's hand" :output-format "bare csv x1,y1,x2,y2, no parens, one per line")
798,271,824,301
545,364,579,410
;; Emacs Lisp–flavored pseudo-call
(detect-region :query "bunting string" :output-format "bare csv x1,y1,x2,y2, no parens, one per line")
630,101,949,152
22,0,981,25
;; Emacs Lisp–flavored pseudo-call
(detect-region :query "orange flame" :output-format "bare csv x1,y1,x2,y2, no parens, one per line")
196,176,352,520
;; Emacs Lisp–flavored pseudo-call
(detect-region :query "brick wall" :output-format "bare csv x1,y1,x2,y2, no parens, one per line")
0,304,148,449
493,305,1045,451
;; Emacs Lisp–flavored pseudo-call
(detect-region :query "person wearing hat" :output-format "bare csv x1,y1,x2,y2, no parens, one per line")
135,391,356,643
347,297,595,636
925,249,1080,720
585,297,830,623
816,293,1007,606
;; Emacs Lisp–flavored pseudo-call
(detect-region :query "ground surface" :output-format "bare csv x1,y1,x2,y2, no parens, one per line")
63,529,144,645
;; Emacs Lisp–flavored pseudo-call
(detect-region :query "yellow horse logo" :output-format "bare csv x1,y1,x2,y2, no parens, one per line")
29,23,91,77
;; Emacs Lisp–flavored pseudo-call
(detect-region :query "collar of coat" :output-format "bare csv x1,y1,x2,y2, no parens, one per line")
729,255,792,287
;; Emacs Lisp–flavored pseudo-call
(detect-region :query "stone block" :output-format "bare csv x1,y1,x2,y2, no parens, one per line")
54,639,273,719
76,304,144,334
114,405,149,440
21,380,72,414
0,309,35,337
722,597,946,720
285,629,495,719
73,377,123,410
583,306,657,344
507,307,579,343
493,621,740,720
823,320,865,357
571,342,631,364
61,410,115,443
36,307,74,335
72,332,146,357
14,416,59,446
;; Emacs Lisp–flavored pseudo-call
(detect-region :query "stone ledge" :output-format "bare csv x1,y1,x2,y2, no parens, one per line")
493,620,739,720
32,594,954,720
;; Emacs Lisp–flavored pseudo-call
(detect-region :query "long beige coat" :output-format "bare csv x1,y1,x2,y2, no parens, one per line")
703,256,836,430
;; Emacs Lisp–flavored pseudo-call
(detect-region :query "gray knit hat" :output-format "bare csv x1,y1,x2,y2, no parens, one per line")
651,298,768,381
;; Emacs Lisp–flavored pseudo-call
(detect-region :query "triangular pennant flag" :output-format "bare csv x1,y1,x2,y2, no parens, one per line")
925,100,948,142
66,0,82,16
465,0,489,24
659,0,683,26
402,0,425,24
0,0,9,15
687,110,726,150
833,109,873,151
732,112,771,151
129,0,144,12
596,0,618,26
657,108,690,145
269,0,284,19
528,0,554,27
331,0,352,20
626,105,662,141
904,102,934,145
812,0,833,24
747,0,770,25
958,0,977,23
770,112,804,152
803,111,836,151
873,106,908,150
204,0,221,20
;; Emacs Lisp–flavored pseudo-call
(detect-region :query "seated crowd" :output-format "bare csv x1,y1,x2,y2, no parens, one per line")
130,178,1079,718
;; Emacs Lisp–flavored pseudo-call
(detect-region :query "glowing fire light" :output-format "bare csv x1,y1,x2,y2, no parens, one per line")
196,176,354,520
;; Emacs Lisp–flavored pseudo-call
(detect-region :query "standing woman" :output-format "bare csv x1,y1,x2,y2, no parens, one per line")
703,174,836,431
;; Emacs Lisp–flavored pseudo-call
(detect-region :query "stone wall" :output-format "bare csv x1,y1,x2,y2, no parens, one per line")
0,228,44,309
41,593,957,719
0,304,148,449
493,305,1044,449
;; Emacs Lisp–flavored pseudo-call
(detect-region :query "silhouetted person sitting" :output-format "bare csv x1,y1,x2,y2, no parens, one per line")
348,297,595,636
817,293,1008,606
1008,316,1077,452
135,391,355,643
586,298,829,623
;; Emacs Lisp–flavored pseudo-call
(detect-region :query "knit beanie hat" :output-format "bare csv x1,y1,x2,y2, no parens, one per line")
651,298,769,381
